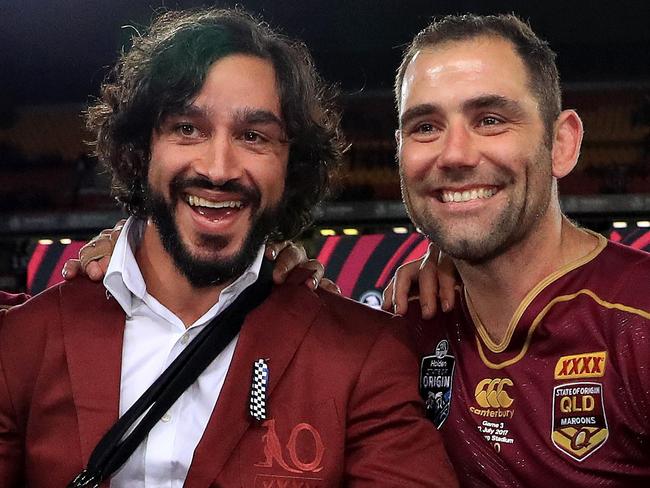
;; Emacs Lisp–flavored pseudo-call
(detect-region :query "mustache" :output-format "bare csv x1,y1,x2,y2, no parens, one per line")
170,176,261,207
426,167,513,188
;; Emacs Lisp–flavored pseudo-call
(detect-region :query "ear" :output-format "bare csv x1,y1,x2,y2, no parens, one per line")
551,110,583,178
395,128,402,149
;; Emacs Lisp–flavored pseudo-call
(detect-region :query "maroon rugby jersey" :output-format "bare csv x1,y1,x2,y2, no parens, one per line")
410,235,650,487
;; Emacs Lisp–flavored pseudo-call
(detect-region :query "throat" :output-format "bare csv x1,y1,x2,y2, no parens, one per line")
480,320,512,346
464,288,518,347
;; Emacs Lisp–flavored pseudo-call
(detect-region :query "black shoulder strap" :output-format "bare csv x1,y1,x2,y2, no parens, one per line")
68,260,274,487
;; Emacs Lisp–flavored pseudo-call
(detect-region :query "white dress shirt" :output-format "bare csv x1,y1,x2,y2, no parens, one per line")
103,217,264,487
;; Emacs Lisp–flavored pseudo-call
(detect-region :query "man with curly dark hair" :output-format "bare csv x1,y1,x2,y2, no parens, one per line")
86,8,342,287
0,8,456,487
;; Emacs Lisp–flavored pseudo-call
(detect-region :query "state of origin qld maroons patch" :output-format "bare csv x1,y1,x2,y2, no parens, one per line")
420,340,456,428
551,382,609,461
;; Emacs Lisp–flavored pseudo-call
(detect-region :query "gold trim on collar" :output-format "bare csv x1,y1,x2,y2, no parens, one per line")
468,230,607,353
477,288,650,369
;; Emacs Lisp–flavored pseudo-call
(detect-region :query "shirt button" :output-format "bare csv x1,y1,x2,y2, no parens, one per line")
161,412,172,423
180,333,190,345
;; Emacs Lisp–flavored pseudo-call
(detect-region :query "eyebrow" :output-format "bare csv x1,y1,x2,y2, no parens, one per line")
461,95,525,117
232,107,285,130
168,105,285,129
399,95,525,128
172,104,209,119
399,103,442,129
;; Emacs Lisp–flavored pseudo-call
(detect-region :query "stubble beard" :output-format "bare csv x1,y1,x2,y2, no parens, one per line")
143,178,282,288
400,145,553,265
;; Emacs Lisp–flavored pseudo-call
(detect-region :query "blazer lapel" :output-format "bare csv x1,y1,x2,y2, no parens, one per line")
60,279,125,465
186,280,323,485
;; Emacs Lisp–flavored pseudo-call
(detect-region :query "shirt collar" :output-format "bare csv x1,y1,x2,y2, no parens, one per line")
104,216,265,320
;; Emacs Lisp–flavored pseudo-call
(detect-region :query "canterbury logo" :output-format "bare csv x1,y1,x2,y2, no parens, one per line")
475,378,514,408
554,352,607,379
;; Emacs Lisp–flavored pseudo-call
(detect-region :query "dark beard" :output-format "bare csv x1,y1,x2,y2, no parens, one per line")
143,177,281,288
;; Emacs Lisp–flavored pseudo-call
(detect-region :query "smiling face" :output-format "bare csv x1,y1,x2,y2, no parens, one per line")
145,54,289,286
397,36,554,263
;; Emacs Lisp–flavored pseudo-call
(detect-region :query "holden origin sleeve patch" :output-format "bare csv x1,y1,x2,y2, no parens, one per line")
551,382,609,461
554,351,607,379
420,339,455,429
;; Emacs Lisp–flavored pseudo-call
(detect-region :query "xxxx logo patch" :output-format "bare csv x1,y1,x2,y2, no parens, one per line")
554,351,607,380
551,382,608,461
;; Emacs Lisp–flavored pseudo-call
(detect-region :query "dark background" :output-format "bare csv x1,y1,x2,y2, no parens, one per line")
2,0,649,107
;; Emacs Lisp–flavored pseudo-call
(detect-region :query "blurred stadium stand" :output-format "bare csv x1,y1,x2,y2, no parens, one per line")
26,226,650,302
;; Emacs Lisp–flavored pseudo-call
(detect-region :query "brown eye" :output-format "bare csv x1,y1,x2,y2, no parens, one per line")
244,131,258,141
178,124,197,136
407,121,440,142
478,116,501,126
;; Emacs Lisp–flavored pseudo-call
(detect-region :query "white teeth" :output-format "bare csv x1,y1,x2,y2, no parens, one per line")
187,195,243,209
441,187,496,203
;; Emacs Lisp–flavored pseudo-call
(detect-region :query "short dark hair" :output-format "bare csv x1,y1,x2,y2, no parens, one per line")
87,8,343,239
395,14,561,135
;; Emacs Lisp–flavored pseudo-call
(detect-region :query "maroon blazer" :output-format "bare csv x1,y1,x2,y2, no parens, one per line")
0,276,456,487
0,291,29,310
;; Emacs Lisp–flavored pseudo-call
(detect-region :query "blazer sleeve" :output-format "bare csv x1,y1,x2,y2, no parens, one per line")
343,320,458,487
0,309,25,487
0,292,30,310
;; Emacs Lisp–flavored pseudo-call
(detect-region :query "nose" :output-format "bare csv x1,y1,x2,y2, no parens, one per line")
194,134,242,184
436,121,480,169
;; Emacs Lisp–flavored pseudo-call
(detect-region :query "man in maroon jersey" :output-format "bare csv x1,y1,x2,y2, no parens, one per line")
385,13,650,487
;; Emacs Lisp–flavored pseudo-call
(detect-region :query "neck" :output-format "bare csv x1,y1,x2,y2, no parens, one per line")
136,220,229,327
454,200,599,344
